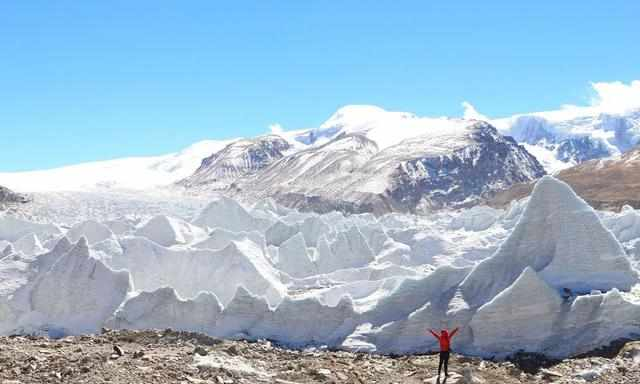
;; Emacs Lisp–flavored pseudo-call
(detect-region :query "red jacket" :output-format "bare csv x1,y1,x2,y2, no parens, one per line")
428,328,458,352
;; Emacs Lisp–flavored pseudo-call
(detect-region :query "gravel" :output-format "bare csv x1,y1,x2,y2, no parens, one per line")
0,329,637,383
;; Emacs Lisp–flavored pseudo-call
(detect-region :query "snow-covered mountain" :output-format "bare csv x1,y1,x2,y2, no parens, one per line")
0,106,547,214
294,102,640,175
179,135,291,189
493,106,640,173
234,121,544,214
3,80,640,213
291,105,474,150
0,139,234,192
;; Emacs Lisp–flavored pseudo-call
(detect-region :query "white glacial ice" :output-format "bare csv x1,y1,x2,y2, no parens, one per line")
460,176,638,308
0,176,639,359
135,215,206,247
469,267,563,354
66,220,115,245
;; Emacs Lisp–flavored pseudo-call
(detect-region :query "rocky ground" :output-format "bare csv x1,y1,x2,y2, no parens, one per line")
0,329,638,384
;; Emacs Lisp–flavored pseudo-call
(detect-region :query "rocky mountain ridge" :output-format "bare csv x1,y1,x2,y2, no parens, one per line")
184,122,545,214
0,185,28,209
179,135,291,189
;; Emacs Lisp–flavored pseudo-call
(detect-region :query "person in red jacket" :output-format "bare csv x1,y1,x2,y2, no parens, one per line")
428,327,459,377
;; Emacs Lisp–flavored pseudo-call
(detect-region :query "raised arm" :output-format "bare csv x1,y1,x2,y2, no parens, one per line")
428,329,440,340
449,327,459,338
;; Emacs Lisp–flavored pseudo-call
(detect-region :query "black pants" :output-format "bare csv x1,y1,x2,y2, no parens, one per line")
438,351,450,376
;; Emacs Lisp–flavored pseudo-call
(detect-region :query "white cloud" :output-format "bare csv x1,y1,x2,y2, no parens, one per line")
461,101,489,121
496,79,640,123
589,80,640,114
269,123,284,134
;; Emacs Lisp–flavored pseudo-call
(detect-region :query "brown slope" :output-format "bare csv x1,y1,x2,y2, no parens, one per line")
489,148,640,211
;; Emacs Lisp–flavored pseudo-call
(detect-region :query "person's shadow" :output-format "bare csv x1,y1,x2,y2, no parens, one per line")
436,376,448,384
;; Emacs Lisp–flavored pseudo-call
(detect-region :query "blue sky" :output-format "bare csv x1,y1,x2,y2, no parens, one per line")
1,1,638,172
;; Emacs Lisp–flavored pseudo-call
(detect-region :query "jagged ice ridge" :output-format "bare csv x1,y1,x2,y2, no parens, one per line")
0,177,639,358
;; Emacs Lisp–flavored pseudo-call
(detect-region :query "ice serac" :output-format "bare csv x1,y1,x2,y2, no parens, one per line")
113,237,284,307
469,267,563,354
300,216,332,248
193,228,265,252
461,176,638,307
556,290,640,357
353,301,461,354
364,265,473,326
449,206,501,232
193,196,272,233
264,220,298,246
253,295,357,346
603,205,640,243
340,266,473,353
3,173,640,357
358,222,388,255
135,215,205,247
216,286,271,338
276,233,317,278
107,287,222,334
30,237,131,334
0,236,76,334
0,214,61,242
37,236,73,273
66,220,114,245
317,226,375,273
13,233,44,256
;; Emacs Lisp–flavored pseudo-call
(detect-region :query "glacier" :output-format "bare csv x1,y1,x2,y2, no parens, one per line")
0,176,639,359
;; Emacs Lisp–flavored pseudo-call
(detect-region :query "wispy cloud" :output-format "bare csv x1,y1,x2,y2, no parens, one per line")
269,123,284,134
589,80,640,114
461,101,488,121
487,79,640,123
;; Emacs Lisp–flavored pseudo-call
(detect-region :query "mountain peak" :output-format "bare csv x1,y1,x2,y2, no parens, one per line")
179,135,291,189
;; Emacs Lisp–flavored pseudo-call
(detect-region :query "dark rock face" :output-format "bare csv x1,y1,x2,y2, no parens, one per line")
556,136,611,163
0,186,28,208
179,135,290,189
388,123,546,211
